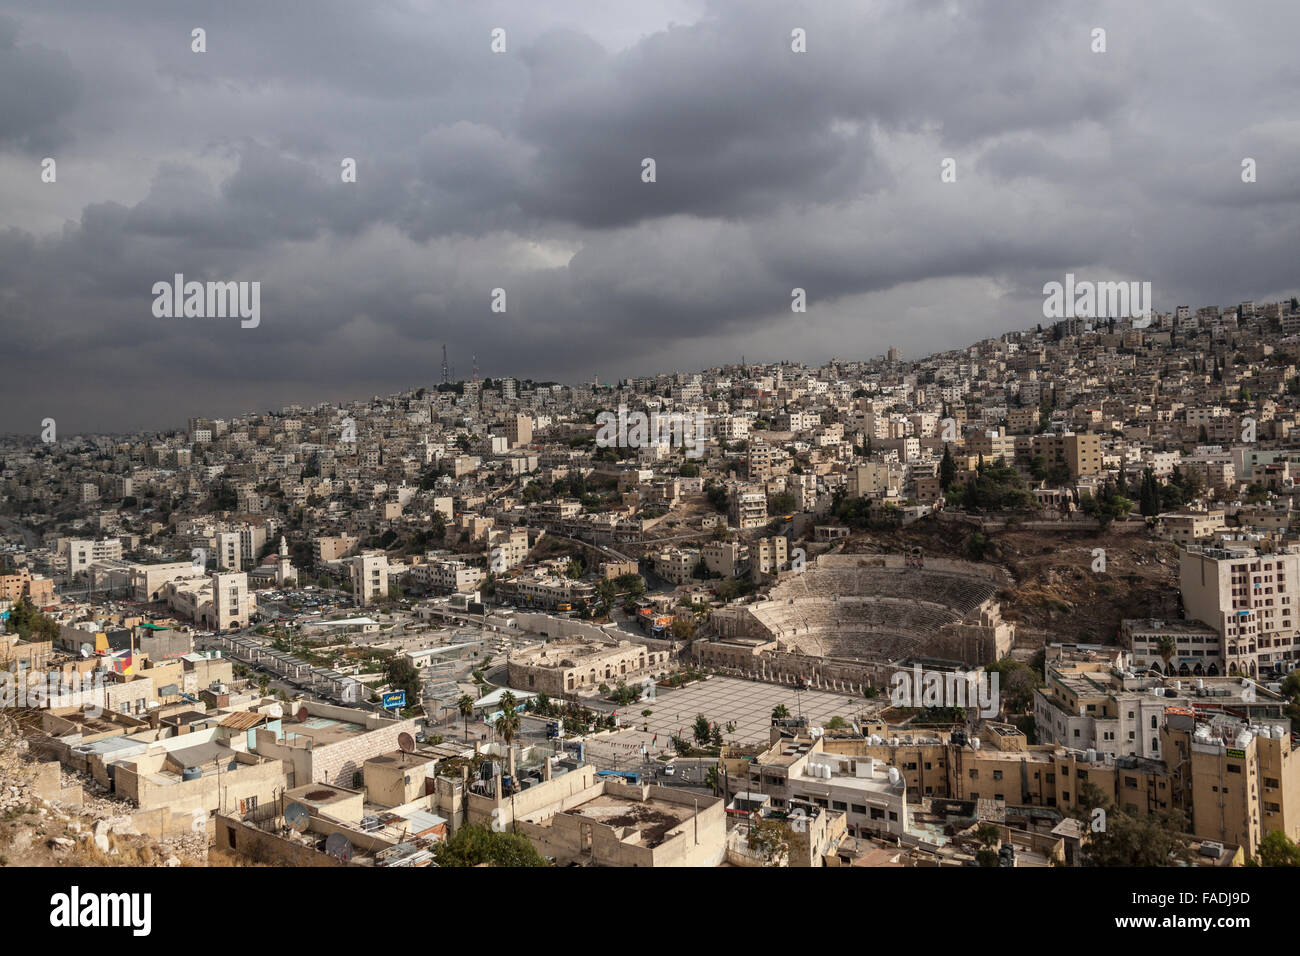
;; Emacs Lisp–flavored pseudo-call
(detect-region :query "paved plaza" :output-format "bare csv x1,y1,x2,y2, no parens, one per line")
625,676,868,746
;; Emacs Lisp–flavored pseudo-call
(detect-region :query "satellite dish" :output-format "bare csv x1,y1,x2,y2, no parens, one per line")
79,643,92,659
325,833,354,862
265,702,284,720
398,732,415,753
296,706,310,723
284,802,310,832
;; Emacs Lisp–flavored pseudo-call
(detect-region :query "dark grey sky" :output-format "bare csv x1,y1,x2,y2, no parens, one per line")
2,0,1299,433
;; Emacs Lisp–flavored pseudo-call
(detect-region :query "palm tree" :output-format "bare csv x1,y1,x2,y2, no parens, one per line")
772,704,790,720
495,702,521,751
457,694,474,741
704,765,721,795
1156,635,1177,675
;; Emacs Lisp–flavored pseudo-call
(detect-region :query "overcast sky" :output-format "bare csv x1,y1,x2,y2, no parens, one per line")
2,0,1299,434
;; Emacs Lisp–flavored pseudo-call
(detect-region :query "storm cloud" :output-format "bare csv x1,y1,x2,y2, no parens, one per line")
1,0,1298,432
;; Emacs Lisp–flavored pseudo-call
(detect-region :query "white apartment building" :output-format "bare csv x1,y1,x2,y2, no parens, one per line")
65,539,124,576
731,489,768,530
653,548,699,586
351,551,391,605
412,559,486,594
1122,618,1224,676
211,571,251,630
487,529,530,570
216,531,242,571
736,737,909,841
753,536,789,575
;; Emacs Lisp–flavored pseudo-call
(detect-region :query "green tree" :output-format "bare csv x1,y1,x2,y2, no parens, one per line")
1075,783,1193,866
772,704,790,720
939,443,957,491
1254,829,1300,867
430,824,549,867
693,714,711,746
385,657,421,705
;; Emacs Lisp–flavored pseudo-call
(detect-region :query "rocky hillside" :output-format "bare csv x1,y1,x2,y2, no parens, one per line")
0,714,209,868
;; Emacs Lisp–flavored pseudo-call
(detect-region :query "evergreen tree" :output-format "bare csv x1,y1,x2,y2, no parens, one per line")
939,443,957,491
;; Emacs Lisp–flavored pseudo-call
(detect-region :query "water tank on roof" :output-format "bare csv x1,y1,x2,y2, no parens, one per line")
1235,730,1253,747
887,767,901,786
970,737,981,750
181,767,202,781
1086,748,1097,763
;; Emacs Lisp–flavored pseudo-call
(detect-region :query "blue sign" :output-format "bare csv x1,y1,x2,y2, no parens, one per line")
381,690,407,711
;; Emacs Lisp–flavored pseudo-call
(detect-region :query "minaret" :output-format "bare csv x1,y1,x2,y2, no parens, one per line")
277,535,297,586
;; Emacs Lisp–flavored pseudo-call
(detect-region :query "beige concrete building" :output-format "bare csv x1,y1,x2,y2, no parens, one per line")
730,487,768,529
507,638,670,695
412,559,485,594
1159,511,1227,546
487,528,530,570
753,536,789,575
846,462,904,499
505,414,533,447
653,547,698,585
350,551,390,605
1165,711,1300,858
132,561,208,603
1181,544,1300,677
363,750,439,808
1031,432,1103,477
315,534,360,563
0,567,55,605
702,539,748,578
